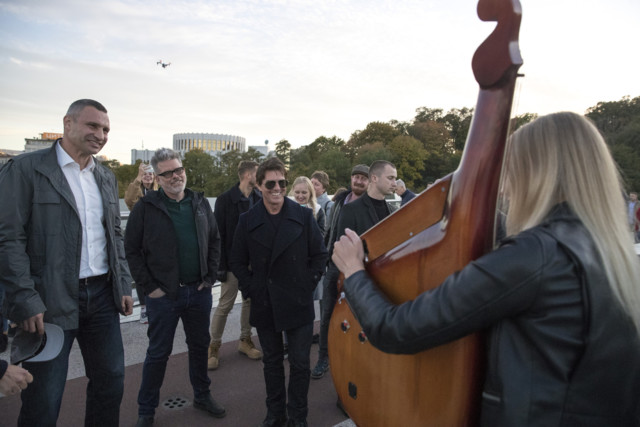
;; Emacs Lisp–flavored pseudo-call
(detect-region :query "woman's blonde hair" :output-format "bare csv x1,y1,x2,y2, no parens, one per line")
288,176,318,218
506,111,640,332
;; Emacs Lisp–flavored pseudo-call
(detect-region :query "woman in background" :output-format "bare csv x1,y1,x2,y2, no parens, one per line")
289,176,325,234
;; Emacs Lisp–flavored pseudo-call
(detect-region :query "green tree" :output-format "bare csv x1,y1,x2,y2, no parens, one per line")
511,112,537,132
275,139,292,167
409,120,452,153
388,135,428,191
441,107,474,151
355,142,394,167
346,122,399,161
586,95,640,192
314,149,353,192
586,95,640,136
414,107,444,123
182,148,215,194
103,160,139,198
210,148,264,196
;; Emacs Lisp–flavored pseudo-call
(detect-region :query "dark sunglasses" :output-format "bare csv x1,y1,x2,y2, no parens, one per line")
264,179,288,190
157,166,185,178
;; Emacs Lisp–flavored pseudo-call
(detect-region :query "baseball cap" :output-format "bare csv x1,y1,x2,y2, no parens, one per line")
10,323,64,365
351,164,369,177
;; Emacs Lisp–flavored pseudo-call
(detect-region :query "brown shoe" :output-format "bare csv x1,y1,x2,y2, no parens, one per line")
208,341,221,370
238,337,263,360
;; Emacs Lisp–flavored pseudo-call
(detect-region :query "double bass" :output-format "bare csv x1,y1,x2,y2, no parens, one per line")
327,0,523,425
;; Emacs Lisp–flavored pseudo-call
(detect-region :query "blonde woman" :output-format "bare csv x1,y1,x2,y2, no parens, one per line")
289,176,326,234
333,112,640,426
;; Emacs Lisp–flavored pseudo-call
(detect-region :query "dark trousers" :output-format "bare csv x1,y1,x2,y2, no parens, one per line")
19,277,125,427
318,264,340,360
137,284,212,417
257,322,313,422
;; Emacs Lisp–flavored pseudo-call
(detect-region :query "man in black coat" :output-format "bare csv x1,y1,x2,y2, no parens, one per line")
125,148,225,426
230,157,328,427
336,160,399,239
311,164,369,380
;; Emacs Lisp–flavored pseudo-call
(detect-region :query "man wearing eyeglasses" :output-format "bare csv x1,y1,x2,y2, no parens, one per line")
230,157,328,427
124,148,225,426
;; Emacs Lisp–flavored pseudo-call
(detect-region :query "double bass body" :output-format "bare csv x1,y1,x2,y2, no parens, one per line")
327,0,523,425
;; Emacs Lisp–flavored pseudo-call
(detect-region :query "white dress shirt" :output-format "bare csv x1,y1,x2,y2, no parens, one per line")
56,142,109,279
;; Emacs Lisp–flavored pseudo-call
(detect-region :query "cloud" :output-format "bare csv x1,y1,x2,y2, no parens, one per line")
0,0,639,164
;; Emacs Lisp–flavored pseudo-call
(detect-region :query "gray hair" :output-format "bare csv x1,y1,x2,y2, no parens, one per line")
396,179,406,188
66,99,107,118
150,148,182,173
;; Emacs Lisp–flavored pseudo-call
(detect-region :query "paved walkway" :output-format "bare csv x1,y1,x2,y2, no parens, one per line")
0,285,355,426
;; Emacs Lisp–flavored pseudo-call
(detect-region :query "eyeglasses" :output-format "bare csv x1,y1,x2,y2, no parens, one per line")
264,179,288,190
157,166,185,178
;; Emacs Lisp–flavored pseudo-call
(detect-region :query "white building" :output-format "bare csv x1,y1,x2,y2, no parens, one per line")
131,149,155,164
173,133,246,157
24,132,62,153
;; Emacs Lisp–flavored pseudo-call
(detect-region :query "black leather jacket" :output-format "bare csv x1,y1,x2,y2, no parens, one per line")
344,204,640,426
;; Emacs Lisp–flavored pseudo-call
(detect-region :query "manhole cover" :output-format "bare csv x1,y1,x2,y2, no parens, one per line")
162,396,191,410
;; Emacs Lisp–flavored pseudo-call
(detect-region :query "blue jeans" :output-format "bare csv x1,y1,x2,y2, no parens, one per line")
138,284,212,416
257,322,313,422
19,277,125,427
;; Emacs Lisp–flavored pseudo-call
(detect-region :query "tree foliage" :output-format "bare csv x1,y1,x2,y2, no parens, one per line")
275,139,291,167
108,96,639,198
102,159,139,198
586,95,640,192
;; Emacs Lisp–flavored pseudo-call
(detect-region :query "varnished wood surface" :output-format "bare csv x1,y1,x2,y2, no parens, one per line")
328,0,523,425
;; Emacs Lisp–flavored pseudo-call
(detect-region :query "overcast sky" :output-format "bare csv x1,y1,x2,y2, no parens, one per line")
1,0,638,164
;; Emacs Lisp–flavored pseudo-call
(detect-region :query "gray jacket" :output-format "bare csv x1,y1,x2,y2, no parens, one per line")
0,142,132,330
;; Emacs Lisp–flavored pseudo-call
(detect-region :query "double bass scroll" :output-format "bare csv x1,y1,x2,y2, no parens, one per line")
328,0,523,425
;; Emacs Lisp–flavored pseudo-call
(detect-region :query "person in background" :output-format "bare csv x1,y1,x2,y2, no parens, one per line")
290,176,327,345
125,162,158,210
310,171,334,229
332,187,348,202
208,160,263,370
125,148,225,426
125,162,158,323
230,157,327,427
335,160,398,242
289,176,326,234
311,165,369,380
0,99,133,426
333,112,640,426
395,179,416,206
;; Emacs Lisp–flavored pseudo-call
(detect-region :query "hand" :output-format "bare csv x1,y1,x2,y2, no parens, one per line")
136,163,147,181
148,288,166,298
197,281,213,291
0,365,34,396
21,313,45,335
332,228,366,279
121,295,133,315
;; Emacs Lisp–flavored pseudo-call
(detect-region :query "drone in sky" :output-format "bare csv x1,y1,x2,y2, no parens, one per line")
156,60,171,68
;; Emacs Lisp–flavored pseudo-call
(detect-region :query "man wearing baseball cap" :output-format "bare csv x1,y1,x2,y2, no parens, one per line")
311,164,370,380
